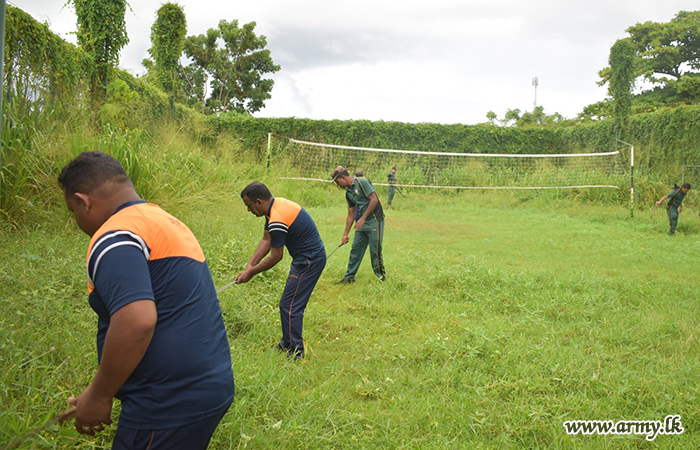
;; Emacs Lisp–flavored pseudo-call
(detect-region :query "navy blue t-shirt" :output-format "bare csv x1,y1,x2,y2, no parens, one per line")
265,198,325,260
86,201,234,429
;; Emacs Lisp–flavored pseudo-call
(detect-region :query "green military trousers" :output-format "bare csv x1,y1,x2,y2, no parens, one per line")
667,207,679,235
345,218,385,280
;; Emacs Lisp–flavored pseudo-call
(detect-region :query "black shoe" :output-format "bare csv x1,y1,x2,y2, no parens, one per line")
377,275,385,282
335,278,355,285
276,340,290,352
288,349,305,360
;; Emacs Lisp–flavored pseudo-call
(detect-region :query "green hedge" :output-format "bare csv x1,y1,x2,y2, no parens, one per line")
212,114,562,155
213,106,700,172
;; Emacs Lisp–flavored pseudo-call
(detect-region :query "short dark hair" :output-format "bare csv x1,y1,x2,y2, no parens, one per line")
682,182,691,190
58,151,131,196
241,182,272,201
331,167,349,181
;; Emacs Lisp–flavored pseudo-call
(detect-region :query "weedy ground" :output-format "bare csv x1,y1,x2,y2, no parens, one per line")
2,183,700,449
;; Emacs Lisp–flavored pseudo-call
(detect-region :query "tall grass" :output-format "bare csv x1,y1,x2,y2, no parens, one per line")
2,102,700,449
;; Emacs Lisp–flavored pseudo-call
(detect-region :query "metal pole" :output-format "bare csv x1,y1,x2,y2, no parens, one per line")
0,0,6,172
266,132,271,170
682,160,685,184
532,77,538,108
616,139,635,219
630,146,634,218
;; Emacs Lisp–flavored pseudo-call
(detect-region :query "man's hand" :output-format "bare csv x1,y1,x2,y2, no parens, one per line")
354,217,366,231
68,385,112,436
235,268,254,284
341,234,350,246
67,300,154,436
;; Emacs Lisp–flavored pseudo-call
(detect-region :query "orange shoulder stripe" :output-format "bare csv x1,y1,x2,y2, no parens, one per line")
87,203,205,264
268,198,301,226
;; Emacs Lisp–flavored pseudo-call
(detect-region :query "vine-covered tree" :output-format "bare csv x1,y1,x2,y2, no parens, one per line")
608,39,636,135
183,19,280,114
70,0,129,108
148,3,187,118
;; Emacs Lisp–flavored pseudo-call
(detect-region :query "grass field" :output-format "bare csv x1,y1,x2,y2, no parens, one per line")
2,185,700,449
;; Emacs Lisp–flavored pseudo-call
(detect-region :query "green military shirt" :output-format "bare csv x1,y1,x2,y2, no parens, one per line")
667,188,687,210
346,177,384,222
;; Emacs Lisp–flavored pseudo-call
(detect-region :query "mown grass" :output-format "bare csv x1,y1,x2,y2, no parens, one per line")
2,177,700,449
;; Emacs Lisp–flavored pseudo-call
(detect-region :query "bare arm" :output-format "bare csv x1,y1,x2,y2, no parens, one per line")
656,195,668,207
245,230,272,269
69,300,157,435
236,230,284,283
342,207,355,245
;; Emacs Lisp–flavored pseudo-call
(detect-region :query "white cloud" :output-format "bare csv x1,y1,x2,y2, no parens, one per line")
9,0,700,124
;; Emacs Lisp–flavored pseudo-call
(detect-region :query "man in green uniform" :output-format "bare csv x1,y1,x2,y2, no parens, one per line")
656,182,691,235
331,166,386,284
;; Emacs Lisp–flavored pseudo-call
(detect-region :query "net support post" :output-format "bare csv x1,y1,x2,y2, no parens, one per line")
630,146,634,218
0,0,6,172
267,132,271,170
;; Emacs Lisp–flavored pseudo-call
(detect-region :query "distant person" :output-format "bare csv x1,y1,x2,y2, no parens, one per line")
331,166,386,284
656,182,691,236
59,151,234,449
236,182,326,360
387,166,397,209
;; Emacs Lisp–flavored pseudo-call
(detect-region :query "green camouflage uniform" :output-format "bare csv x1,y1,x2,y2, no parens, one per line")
666,188,688,235
344,177,386,280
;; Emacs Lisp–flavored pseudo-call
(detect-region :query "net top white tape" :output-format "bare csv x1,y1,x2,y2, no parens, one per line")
288,138,620,159
279,177,620,189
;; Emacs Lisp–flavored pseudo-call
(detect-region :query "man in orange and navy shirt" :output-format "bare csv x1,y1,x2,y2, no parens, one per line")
59,151,234,450
236,182,326,360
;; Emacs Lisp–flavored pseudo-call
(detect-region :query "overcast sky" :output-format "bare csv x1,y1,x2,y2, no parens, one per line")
11,0,700,125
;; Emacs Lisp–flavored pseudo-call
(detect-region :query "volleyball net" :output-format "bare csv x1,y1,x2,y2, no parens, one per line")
270,136,625,190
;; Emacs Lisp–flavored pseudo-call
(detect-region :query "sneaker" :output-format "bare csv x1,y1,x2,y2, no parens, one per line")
377,275,386,282
335,278,355,285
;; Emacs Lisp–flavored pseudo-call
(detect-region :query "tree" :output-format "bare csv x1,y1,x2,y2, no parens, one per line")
484,107,567,128
71,0,129,109
183,19,280,114
597,10,700,106
148,3,187,118
516,106,546,127
503,108,521,126
627,10,700,84
485,111,497,124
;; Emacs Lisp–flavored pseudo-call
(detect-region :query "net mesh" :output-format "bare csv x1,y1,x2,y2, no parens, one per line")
272,137,624,190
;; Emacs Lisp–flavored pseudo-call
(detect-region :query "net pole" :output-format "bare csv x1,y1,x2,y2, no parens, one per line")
267,132,271,170
682,160,685,184
630,146,634,218
0,0,6,173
